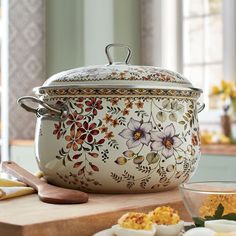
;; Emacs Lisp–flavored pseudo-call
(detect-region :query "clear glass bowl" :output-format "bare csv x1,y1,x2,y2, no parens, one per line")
179,181,236,218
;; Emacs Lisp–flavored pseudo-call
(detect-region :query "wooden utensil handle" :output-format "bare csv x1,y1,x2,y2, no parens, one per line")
2,161,43,191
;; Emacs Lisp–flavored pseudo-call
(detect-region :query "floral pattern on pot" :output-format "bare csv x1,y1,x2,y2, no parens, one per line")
42,96,200,192
52,66,188,84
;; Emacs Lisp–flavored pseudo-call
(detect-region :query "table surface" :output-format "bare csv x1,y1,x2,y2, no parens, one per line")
0,188,190,236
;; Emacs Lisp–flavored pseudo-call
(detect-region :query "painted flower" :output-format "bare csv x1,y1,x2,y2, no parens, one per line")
103,114,113,124
119,118,153,148
99,125,108,133
122,108,130,116
66,111,83,128
135,100,144,109
111,98,119,106
53,122,63,139
65,129,83,151
151,124,182,158
79,121,99,143
85,98,103,115
105,131,114,139
125,101,133,109
112,118,119,127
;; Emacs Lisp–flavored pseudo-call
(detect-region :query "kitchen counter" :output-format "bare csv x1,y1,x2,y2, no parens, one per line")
0,188,190,236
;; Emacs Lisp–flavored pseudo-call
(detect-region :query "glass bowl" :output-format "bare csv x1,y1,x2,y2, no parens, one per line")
179,181,236,220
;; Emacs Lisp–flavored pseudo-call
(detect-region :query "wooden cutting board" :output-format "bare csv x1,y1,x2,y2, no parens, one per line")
0,188,191,236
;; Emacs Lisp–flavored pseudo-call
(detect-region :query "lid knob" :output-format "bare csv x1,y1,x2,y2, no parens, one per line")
105,43,132,65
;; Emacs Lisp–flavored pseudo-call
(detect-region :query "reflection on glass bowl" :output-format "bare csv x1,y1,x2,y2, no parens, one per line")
179,181,236,219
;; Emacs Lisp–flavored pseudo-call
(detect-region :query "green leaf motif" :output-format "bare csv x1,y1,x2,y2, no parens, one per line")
214,203,224,219
177,104,184,113
146,152,160,165
115,156,127,165
171,101,178,110
156,111,167,122
162,100,171,109
169,113,178,122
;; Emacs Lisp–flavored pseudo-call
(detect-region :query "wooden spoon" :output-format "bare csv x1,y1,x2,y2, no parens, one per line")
2,161,89,204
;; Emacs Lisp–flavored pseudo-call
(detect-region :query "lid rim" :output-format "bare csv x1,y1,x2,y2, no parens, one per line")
35,84,203,93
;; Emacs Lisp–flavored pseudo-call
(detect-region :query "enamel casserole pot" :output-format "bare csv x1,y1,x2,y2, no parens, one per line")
18,44,205,193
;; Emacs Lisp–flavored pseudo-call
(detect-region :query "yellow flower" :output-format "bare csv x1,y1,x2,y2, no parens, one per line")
231,89,236,98
211,85,221,95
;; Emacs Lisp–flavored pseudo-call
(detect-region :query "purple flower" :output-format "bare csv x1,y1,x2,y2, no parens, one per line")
119,118,153,148
151,124,182,158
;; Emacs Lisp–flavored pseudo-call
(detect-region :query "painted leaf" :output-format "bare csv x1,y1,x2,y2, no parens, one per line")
184,124,187,130
177,104,184,113
169,113,177,122
175,171,182,178
123,150,135,158
133,156,144,165
146,152,160,165
73,161,83,168
89,162,99,171
166,164,175,172
78,167,85,175
183,116,189,121
171,101,178,110
97,139,105,144
72,154,82,159
88,152,99,158
156,111,167,122
162,100,171,109
115,156,127,165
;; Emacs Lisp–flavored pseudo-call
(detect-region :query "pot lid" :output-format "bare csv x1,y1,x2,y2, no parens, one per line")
35,44,202,96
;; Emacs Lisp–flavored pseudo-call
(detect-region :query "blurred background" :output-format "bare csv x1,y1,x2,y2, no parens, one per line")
0,0,235,180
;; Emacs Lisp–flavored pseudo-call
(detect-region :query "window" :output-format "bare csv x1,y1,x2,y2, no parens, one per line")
182,0,223,110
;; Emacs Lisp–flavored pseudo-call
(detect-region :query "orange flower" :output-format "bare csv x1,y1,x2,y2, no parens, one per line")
65,129,83,151
125,101,133,109
105,131,114,139
112,119,119,127
135,100,144,109
122,108,130,116
103,114,113,124
111,98,119,106
119,72,126,79
99,125,108,133
111,71,117,77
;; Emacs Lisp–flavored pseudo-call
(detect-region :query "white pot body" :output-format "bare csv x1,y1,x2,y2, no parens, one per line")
35,92,201,193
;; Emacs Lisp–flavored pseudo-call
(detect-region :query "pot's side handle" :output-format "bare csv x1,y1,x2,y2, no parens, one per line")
197,101,205,113
105,43,132,65
17,96,69,121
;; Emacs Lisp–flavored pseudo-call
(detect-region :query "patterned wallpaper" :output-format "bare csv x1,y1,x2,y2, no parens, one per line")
9,0,46,139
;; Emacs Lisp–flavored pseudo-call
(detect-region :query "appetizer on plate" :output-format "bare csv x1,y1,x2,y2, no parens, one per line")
112,212,156,236
149,206,184,236
111,206,184,236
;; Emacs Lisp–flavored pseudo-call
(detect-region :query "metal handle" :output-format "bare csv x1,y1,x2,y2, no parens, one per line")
197,102,205,113
105,43,132,65
17,96,68,121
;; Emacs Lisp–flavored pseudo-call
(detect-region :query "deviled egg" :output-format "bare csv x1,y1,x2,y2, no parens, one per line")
111,212,156,236
183,227,216,236
205,220,236,233
148,206,184,236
